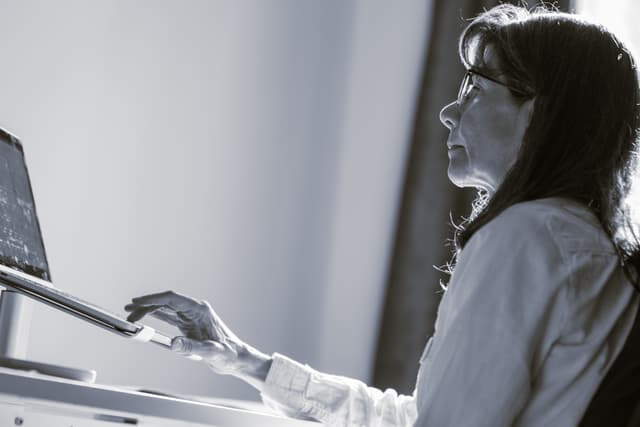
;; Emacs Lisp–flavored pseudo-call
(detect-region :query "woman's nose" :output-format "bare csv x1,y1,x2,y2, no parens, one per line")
439,101,459,130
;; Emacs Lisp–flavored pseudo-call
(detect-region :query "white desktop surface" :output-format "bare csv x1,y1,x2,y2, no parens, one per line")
0,367,317,426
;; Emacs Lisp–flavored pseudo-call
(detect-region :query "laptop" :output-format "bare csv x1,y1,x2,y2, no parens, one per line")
0,128,179,357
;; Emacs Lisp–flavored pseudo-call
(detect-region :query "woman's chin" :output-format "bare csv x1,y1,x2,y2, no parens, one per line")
447,174,468,189
447,162,469,188
447,168,490,192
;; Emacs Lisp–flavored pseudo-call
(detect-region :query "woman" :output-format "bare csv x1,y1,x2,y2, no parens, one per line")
125,4,640,426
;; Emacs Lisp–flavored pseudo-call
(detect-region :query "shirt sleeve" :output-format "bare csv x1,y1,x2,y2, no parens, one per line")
260,353,417,427
413,205,570,426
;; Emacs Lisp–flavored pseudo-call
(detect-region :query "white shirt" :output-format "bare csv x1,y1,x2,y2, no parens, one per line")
260,198,639,426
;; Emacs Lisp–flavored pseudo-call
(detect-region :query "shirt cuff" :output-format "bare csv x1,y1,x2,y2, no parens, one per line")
263,353,313,395
260,353,325,421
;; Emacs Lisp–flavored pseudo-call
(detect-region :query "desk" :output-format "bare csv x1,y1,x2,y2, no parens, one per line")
0,367,316,426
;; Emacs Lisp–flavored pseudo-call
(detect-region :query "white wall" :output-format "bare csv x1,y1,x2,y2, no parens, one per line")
0,0,430,400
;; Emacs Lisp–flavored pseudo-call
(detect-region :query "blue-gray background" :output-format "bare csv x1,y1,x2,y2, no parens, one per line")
0,0,430,400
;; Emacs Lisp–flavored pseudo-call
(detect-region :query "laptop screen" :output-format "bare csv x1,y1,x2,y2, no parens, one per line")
0,129,50,281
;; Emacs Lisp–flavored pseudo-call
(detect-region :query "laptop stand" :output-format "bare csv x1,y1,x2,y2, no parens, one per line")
0,290,96,382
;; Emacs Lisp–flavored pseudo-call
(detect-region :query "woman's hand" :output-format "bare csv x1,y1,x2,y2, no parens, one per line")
124,290,272,390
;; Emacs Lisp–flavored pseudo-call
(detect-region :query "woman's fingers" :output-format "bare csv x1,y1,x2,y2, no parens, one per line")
147,308,193,331
126,292,231,344
125,303,196,331
126,291,202,321
125,304,163,323
131,291,200,312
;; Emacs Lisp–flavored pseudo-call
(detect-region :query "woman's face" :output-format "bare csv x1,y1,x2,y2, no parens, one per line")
439,51,533,194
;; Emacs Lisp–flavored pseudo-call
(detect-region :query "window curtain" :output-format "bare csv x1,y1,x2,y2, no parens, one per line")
372,0,572,393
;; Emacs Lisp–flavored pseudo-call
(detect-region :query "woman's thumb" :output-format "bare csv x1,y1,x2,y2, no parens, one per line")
171,336,225,359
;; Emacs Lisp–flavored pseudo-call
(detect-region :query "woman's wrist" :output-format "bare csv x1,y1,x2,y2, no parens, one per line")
233,345,273,392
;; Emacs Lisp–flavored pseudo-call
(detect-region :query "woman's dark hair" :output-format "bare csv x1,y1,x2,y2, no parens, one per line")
451,4,640,290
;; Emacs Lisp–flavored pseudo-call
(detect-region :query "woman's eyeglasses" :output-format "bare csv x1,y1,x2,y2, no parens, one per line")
457,68,530,105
